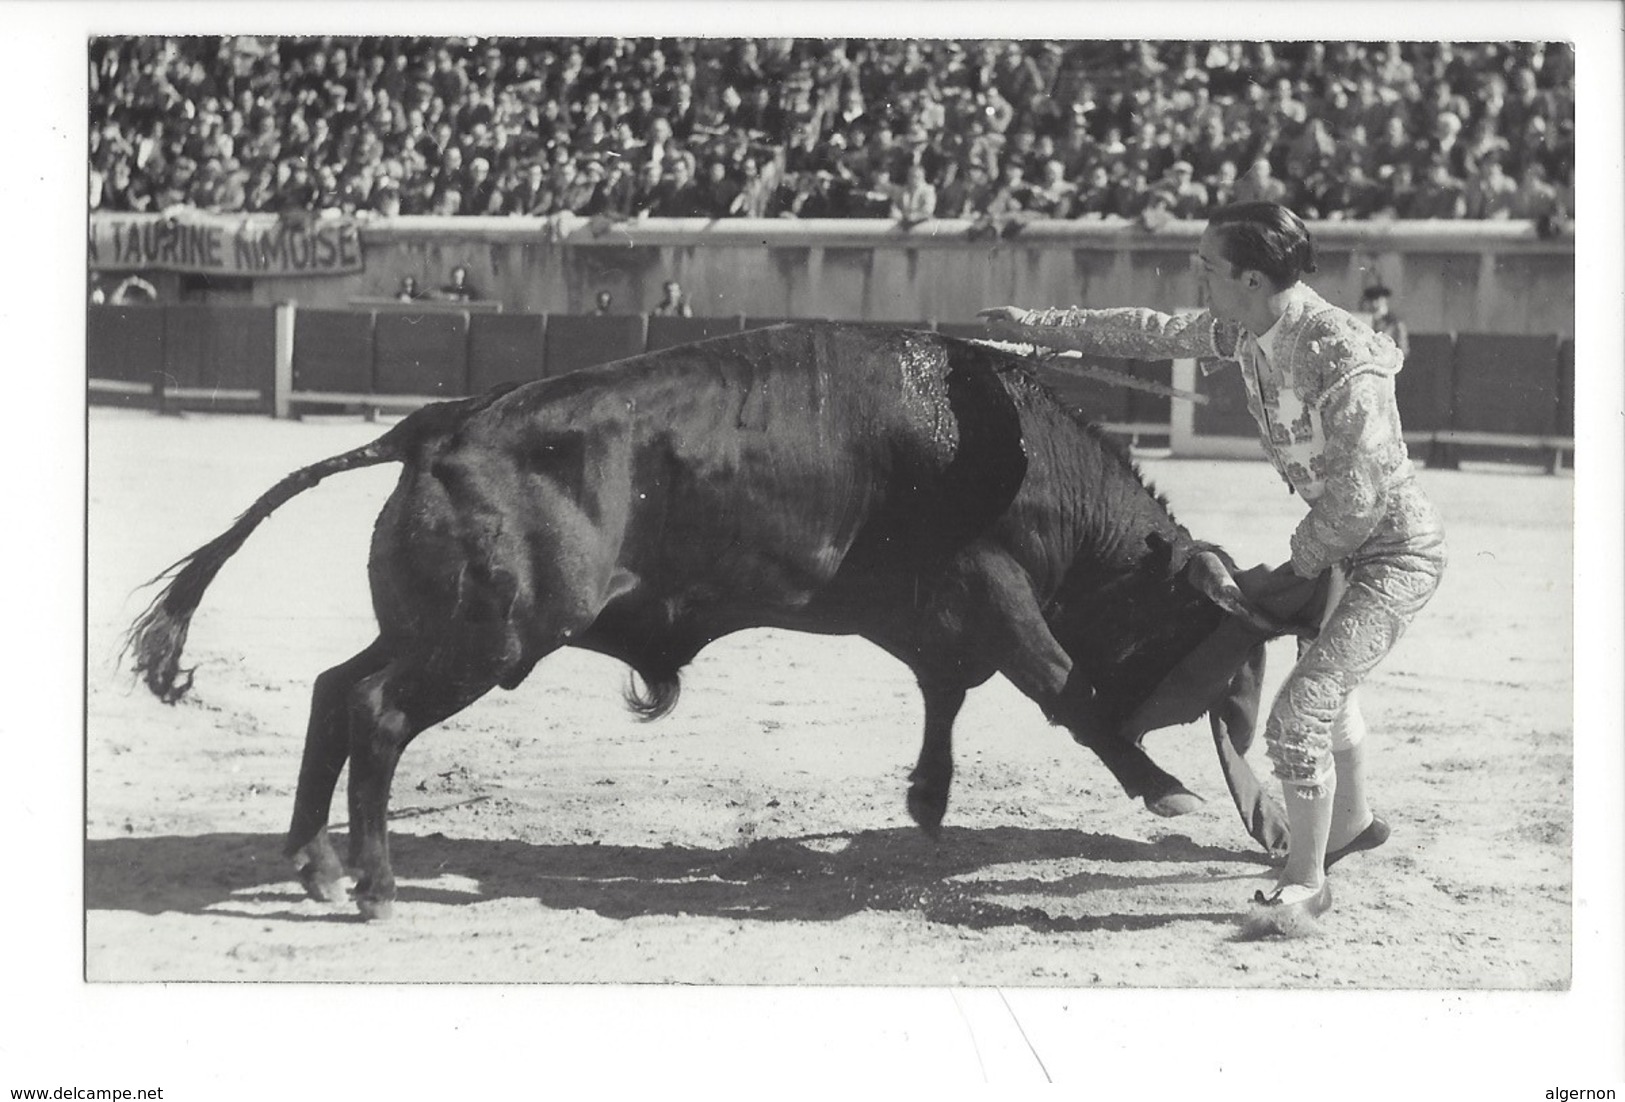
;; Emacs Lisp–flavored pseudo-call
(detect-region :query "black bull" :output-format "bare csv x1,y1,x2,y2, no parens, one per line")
127,323,1296,920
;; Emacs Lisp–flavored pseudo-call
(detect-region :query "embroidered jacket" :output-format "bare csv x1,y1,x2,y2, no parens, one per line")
999,285,1413,577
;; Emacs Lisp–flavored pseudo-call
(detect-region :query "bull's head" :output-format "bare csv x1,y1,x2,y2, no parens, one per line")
1145,532,1292,636
1135,531,1305,853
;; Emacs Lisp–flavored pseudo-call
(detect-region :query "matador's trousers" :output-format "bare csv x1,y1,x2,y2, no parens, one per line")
1264,478,1448,796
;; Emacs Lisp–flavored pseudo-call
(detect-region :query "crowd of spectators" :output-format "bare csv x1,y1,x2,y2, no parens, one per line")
89,37,1577,234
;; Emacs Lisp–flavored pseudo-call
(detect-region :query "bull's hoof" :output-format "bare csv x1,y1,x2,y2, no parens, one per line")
1144,789,1205,817
906,787,947,841
355,897,394,922
299,864,350,905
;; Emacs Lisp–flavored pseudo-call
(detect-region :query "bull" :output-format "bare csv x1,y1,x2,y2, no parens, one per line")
127,323,1293,920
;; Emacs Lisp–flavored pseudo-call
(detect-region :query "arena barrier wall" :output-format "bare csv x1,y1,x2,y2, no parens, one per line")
468,313,548,393
374,310,469,398
83,216,1566,340
544,314,649,377
645,315,746,351
87,304,1572,470
1557,338,1574,439
87,304,166,408
161,304,276,412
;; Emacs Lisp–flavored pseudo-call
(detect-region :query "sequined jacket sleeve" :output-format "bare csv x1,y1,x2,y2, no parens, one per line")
994,306,1245,361
1288,371,1412,577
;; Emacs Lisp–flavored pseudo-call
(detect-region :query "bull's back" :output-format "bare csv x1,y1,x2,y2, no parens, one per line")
452,324,1027,612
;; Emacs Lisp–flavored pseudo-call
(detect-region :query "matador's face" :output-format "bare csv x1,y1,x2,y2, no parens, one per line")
1196,227,1253,326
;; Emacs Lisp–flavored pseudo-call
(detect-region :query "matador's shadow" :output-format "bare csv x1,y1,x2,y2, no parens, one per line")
85,825,1268,933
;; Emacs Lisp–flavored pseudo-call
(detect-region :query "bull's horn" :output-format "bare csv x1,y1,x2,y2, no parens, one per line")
1186,551,1285,635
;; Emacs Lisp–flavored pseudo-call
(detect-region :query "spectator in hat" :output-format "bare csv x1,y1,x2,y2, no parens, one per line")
1357,284,1409,358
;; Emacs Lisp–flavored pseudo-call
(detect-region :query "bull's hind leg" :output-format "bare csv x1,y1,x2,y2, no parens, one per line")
344,654,504,920
284,638,393,903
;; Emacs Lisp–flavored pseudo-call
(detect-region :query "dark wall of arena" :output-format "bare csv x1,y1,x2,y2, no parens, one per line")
87,303,1572,462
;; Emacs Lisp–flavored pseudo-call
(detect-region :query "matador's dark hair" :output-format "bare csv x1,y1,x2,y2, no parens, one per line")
1207,201,1317,290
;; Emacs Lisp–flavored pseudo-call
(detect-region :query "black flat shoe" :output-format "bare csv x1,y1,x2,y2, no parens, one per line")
1241,880,1333,939
1324,815,1390,871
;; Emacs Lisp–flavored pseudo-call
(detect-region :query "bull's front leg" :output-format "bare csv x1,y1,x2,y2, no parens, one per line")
906,681,967,838
1065,716,1204,818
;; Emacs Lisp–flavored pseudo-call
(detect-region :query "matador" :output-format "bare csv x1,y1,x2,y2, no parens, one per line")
981,202,1447,935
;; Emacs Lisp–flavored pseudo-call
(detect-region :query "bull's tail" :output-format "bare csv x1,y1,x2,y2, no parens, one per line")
624,666,682,722
122,407,451,703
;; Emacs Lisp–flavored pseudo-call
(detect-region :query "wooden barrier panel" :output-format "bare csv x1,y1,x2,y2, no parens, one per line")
292,309,375,394
741,316,806,333
1557,337,1574,437
839,318,935,332
1192,360,1257,439
468,313,547,393
543,314,648,377
87,304,166,408
161,304,276,409
645,315,744,352
1451,333,1560,436
1031,356,1132,424
1396,333,1456,433
374,310,469,397
87,304,166,385
1124,358,1173,430
932,321,985,342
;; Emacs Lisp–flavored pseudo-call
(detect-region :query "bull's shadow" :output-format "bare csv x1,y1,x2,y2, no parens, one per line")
87,824,1271,933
